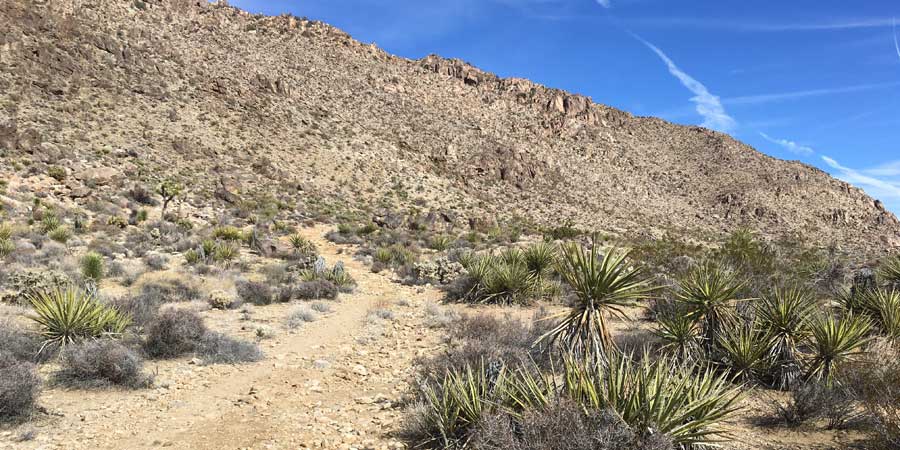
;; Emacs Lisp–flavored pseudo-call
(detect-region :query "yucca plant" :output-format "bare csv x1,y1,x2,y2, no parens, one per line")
429,234,453,251
539,239,655,359
326,270,356,291
40,213,61,234
0,222,12,241
418,362,507,447
211,225,244,242
80,252,105,281
523,242,557,278
374,247,393,265
676,261,748,351
481,259,537,305
28,287,131,351
757,287,815,389
213,242,239,263
805,313,872,384
184,248,201,265
48,226,72,244
289,233,312,252
499,247,524,266
0,237,13,258
654,310,701,363
716,321,771,383
878,255,900,289
835,287,869,316
562,352,743,447
863,289,900,339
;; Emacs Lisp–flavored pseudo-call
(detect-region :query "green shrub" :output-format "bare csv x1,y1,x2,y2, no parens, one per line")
184,248,201,265
48,226,71,244
0,238,13,258
28,287,131,349
106,216,127,229
80,252,105,281
212,225,245,242
455,253,540,306
47,166,66,181
0,222,13,241
429,234,453,251
374,247,393,264
289,233,315,253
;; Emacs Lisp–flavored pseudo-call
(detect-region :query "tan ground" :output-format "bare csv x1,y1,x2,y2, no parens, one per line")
0,225,873,449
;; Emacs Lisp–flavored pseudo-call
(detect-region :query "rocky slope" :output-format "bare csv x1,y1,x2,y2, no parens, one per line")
1,0,897,254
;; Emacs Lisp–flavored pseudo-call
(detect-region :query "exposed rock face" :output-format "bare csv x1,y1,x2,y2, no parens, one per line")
1,0,897,254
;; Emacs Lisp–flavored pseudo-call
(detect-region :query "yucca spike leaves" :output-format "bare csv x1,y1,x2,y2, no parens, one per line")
715,321,771,383
757,287,815,389
28,287,131,351
676,261,748,350
539,238,655,359
654,310,701,363
561,352,744,447
878,254,900,288
805,313,872,384
862,288,900,339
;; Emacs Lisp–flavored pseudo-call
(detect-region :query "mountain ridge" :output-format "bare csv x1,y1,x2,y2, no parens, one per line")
1,0,897,255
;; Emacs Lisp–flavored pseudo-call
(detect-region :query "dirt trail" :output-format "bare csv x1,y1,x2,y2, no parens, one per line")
7,225,445,450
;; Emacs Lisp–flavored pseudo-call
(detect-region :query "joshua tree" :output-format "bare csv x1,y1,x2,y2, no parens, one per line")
156,179,182,216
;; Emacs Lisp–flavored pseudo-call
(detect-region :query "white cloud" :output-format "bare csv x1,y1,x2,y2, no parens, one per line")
634,36,736,132
596,0,611,7
865,160,900,177
759,133,814,156
821,156,900,209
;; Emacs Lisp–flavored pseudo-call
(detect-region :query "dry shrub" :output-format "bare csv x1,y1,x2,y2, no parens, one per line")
0,355,41,421
236,280,273,306
0,320,50,363
196,331,263,365
467,400,672,450
56,340,152,389
144,309,207,358
294,280,338,300
417,311,552,380
848,340,900,447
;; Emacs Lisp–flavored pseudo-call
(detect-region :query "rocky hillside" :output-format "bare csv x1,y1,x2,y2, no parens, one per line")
1,0,897,254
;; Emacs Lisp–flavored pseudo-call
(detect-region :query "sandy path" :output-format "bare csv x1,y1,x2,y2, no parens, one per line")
6,225,444,450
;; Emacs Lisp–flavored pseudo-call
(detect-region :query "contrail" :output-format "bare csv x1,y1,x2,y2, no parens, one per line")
894,18,900,62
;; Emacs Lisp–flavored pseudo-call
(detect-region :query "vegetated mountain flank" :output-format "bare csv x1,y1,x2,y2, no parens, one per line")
1,0,897,254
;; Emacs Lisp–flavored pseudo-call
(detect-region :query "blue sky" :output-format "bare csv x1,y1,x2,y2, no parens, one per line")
229,0,900,212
